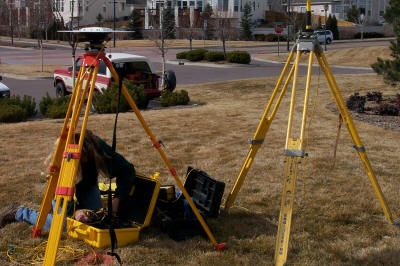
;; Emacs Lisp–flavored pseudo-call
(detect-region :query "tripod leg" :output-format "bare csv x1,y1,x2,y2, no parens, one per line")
275,52,313,266
104,61,225,250
224,50,296,211
34,66,86,237
316,52,394,224
274,151,300,266
43,66,98,265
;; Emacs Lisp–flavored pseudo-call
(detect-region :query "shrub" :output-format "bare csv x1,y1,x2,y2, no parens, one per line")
39,94,70,118
377,103,399,116
0,104,27,123
94,79,148,114
366,91,382,102
5,95,37,117
354,32,384,39
0,95,37,123
346,92,366,112
226,51,251,64
39,93,54,116
265,33,287,42
254,34,266,41
176,51,188,59
45,99,69,118
204,51,225,62
185,49,208,61
160,90,190,107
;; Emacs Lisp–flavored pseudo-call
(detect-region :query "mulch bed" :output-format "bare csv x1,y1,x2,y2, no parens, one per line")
326,102,400,132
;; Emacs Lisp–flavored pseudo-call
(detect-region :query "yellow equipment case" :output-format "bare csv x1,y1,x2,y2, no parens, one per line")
66,173,160,248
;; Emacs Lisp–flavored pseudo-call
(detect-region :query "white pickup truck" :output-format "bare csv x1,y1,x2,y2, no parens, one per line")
53,52,176,99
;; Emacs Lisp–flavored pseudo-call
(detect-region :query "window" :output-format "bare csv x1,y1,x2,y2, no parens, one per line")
75,58,82,71
121,3,125,11
379,10,384,16
234,0,238,11
190,1,195,6
98,61,107,75
103,5,106,13
54,0,64,12
218,0,222,10
183,1,187,7
197,1,202,8
301,7,306,13
178,1,182,7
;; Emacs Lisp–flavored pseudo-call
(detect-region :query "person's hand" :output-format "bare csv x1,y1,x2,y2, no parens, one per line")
112,198,120,215
75,210,91,223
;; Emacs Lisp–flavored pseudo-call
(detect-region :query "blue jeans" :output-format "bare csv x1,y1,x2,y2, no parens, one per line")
15,182,102,230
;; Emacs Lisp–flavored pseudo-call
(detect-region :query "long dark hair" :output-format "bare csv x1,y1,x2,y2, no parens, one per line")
75,130,111,183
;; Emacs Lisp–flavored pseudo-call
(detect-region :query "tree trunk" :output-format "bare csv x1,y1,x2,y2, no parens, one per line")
72,50,76,88
222,34,226,59
161,38,166,89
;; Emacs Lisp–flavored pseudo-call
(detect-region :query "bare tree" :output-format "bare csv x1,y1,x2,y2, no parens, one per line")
67,0,80,87
147,6,175,88
180,9,201,50
214,12,233,58
356,14,369,40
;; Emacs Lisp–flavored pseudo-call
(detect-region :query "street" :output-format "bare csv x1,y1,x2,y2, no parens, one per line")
0,39,384,101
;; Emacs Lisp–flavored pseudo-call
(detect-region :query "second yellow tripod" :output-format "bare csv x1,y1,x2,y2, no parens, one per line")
224,33,396,265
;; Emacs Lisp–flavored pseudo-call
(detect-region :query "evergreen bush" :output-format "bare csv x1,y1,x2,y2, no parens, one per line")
265,33,287,42
226,51,251,64
254,34,266,41
0,104,27,123
0,95,37,122
39,94,70,119
354,32,384,39
94,80,148,113
176,51,188,59
371,0,400,86
186,49,208,61
160,90,190,107
204,51,225,61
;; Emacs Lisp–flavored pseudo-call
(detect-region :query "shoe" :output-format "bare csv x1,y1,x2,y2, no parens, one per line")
0,203,19,228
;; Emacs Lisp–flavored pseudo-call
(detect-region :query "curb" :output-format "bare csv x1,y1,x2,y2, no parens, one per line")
252,57,372,70
0,72,53,80
166,60,241,68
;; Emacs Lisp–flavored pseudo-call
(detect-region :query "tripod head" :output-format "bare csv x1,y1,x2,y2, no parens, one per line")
59,27,131,52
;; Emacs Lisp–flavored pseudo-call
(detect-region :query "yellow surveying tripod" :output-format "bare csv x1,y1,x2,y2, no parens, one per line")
32,28,225,266
223,1,396,265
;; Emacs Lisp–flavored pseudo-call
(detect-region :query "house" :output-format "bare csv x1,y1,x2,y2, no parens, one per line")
53,0,136,27
282,0,389,24
144,0,271,29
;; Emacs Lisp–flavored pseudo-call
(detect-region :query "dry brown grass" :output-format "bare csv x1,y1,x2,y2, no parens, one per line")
256,46,392,67
113,39,271,48
0,36,271,49
0,73,399,265
0,64,67,78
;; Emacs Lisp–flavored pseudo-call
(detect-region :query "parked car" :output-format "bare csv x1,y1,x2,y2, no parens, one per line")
53,53,176,99
315,30,333,44
0,76,10,98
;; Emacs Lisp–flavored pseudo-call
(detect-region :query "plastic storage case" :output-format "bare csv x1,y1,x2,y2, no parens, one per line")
66,172,160,248
155,167,225,241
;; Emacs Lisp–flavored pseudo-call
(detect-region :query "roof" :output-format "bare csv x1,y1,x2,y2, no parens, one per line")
126,0,146,6
282,0,336,5
106,53,148,62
